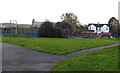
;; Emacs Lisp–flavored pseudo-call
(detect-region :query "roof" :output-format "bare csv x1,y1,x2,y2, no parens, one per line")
88,23,109,27
0,23,30,28
0,23,16,28
18,24,30,27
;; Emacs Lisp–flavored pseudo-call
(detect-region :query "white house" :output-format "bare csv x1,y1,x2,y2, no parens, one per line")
88,23,109,33
32,19,42,27
32,19,56,27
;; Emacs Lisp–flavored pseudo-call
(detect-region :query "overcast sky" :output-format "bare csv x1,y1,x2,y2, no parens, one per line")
0,0,119,24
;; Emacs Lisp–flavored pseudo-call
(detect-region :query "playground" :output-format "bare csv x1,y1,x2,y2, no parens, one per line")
1,31,116,40
68,31,114,39
0,21,118,39
0,23,119,39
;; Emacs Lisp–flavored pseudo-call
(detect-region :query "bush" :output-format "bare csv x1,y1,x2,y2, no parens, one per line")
54,27,68,38
38,21,68,38
55,22,72,30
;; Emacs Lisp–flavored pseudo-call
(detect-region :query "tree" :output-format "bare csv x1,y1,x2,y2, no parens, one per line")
61,12,80,28
108,17,120,36
78,24,88,33
38,21,68,38
38,21,54,37
108,17,116,30
55,22,72,30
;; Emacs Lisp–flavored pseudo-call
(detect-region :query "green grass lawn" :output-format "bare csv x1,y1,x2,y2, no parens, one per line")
0,36,1,42
2,37,117,55
119,45,120,71
51,46,118,71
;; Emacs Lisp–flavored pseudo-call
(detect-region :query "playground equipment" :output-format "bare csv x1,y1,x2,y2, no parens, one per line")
2,20,39,37
10,20,18,34
97,32,112,39
4,20,19,34
97,33,103,38
81,32,97,39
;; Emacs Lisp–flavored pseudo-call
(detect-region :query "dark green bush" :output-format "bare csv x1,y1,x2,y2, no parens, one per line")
38,21,68,38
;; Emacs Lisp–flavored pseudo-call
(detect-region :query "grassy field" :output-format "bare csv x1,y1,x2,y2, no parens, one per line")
2,37,117,55
118,38,120,71
0,36,1,42
51,46,118,71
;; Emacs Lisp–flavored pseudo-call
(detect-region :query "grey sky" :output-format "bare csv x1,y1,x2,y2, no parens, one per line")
0,0,119,24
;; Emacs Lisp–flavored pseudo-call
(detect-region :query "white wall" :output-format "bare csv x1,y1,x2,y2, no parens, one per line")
96,27,101,33
88,25,96,32
101,25,109,33
88,25,109,33
33,21,42,27
0,42,2,73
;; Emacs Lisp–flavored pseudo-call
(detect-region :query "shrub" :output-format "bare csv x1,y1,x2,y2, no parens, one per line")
55,22,72,30
38,21,68,38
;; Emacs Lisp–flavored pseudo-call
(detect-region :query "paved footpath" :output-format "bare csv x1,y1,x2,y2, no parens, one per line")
1,42,120,71
0,42,2,73
2,43,66,71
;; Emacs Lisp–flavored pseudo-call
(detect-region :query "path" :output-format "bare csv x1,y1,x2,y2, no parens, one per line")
0,42,2,73
2,43,66,71
65,44,119,58
2,42,120,71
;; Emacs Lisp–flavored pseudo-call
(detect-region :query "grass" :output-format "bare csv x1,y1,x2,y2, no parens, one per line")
2,37,117,55
117,37,120,70
51,46,118,71
0,36,1,42
1,34,27,37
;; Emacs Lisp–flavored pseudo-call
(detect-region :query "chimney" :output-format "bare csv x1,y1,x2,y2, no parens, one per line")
32,19,35,26
98,22,99,24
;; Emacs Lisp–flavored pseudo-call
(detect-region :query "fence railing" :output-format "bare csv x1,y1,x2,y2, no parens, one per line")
1,27,115,39
0,27,39,38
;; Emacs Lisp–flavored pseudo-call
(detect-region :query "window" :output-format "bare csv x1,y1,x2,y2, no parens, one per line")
97,27,101,30
90,27,91,30
106,28,108,30
99,27,101,30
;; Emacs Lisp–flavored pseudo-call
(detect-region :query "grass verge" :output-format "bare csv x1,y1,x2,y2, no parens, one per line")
2,37,117,55
51,46,118,71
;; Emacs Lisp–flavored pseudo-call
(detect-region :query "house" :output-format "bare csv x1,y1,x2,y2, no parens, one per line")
32,19,56,27
32,19,42,27
88,23,109,33
18,24,30,28
0,23,30,28
0,23,16,28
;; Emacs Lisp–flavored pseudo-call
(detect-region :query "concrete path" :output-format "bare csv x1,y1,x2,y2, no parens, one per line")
2,43,66,71
65,44,119,58
0,42,2,73
2,42,120,71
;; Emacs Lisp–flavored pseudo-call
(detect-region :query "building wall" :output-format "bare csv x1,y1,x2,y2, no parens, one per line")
101,25,109,33
88,25,109,33
32,19,42,27
88,25,96,32
96,27,101,33
34,21,42,27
